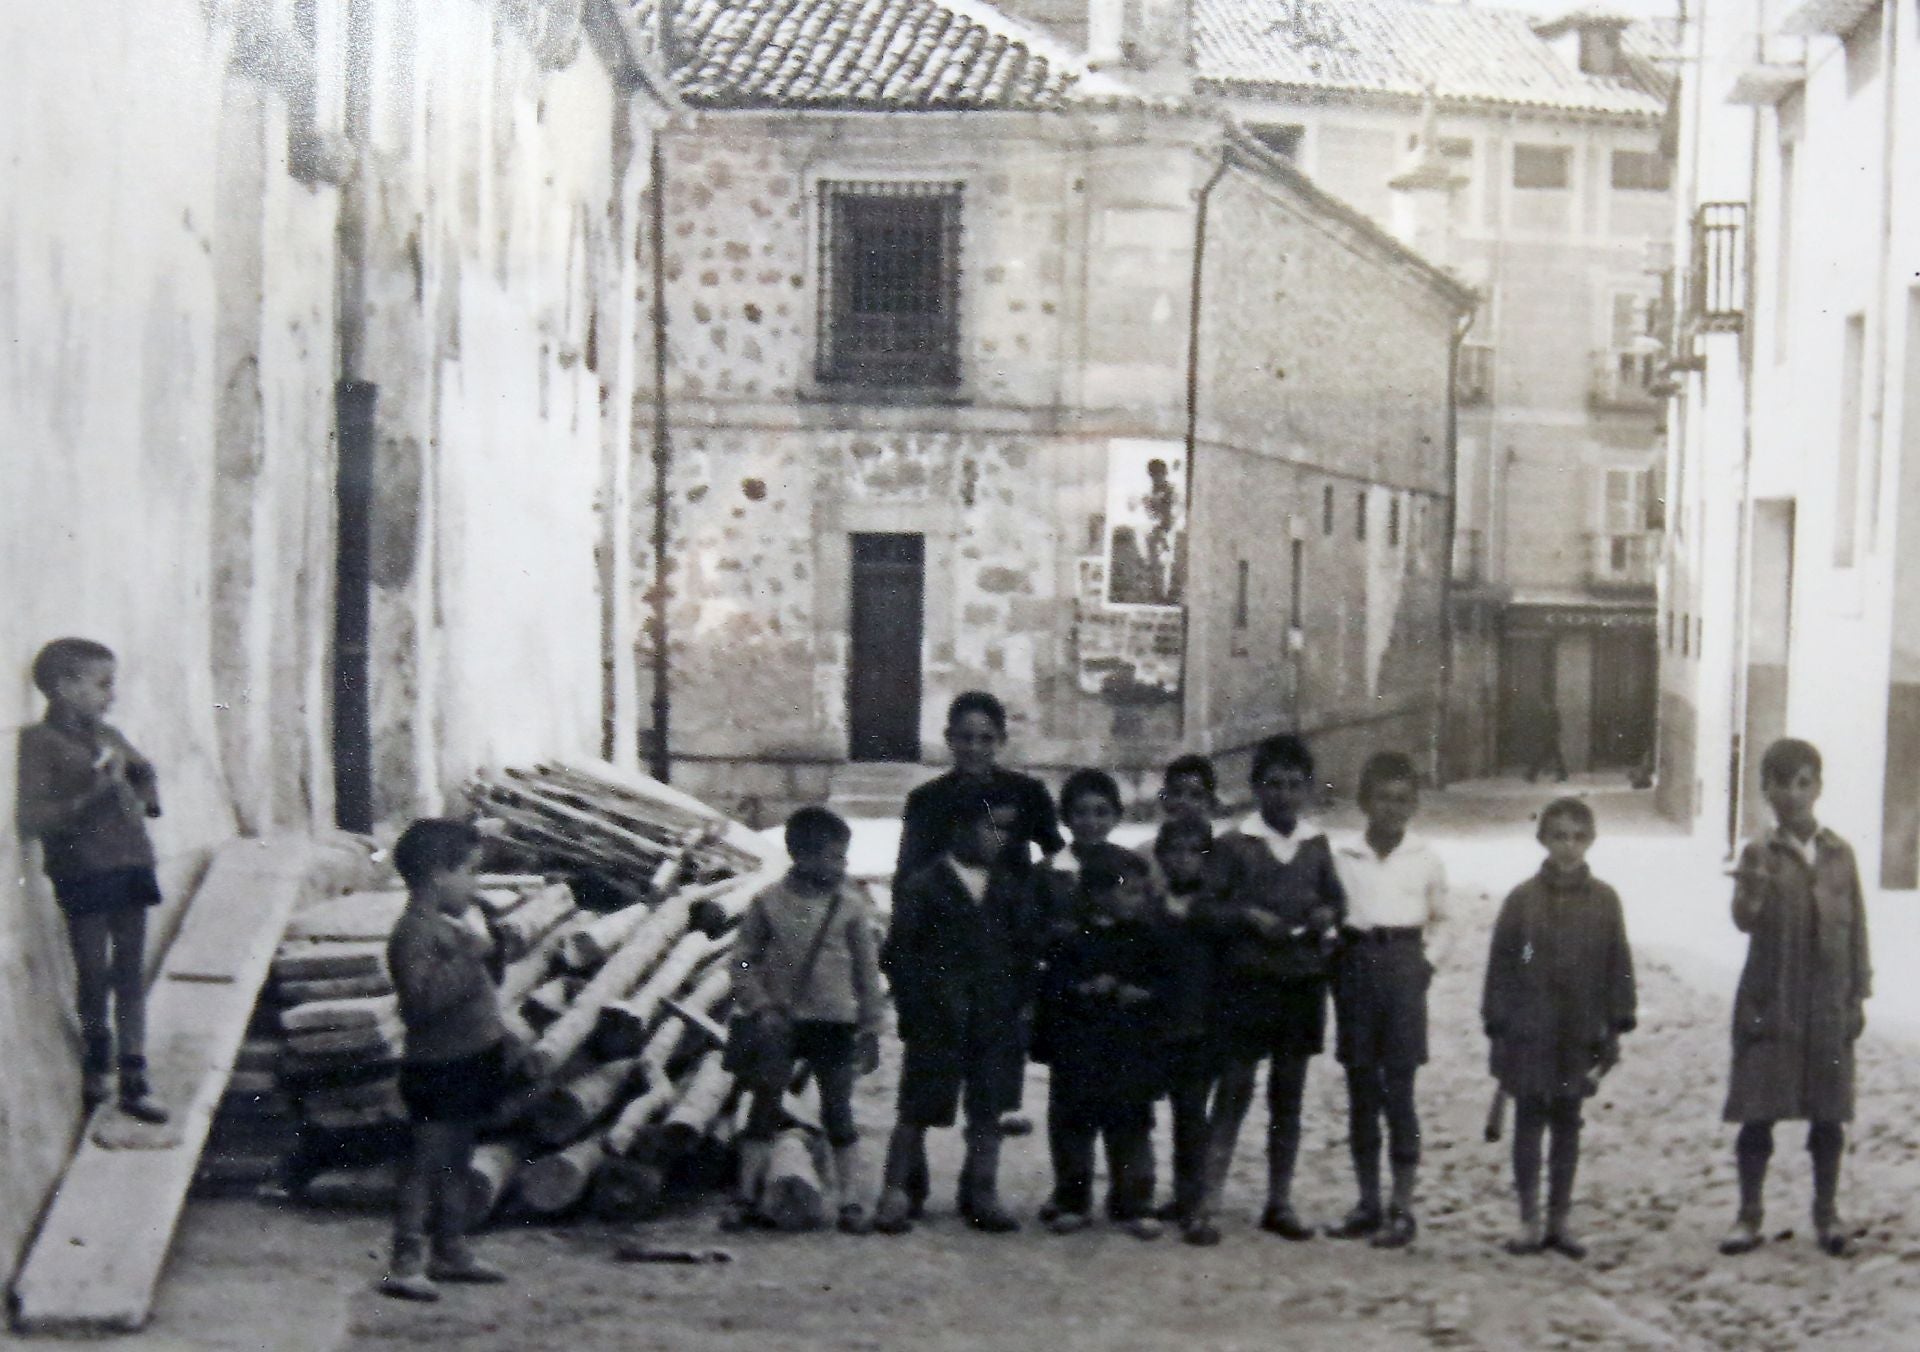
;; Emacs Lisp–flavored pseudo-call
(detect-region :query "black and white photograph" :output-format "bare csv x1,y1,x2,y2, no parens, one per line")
4,0,1917,1346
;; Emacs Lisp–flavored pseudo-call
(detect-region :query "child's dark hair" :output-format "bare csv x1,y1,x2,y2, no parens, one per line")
1538,797,1596,837
946,690,1008,735
1059,767,1123,818
1077,843,1151,893
1357,751,1419,805
785,805,852,858
1250,733,1314,784
1760,737,1822,785
32,637,116,697
393,818,484,890
1162,753,1217,797
1154,817,1213,855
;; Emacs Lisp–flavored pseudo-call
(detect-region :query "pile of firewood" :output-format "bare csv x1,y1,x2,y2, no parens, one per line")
466,758,768,907
200,761,842,1230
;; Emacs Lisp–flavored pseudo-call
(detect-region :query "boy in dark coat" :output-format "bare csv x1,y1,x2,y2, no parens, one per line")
16,638,170,1122
1719,738,1871,1259
1481,797,1635,1260
875,790,1048,1235
896,691,1063,1144
1152,815,1218,1229
1033,844,1175,1239
1186,734,1346,1247
894,690,1064,891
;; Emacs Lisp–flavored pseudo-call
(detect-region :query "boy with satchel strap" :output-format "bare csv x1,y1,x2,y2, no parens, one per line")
726,808,884,1233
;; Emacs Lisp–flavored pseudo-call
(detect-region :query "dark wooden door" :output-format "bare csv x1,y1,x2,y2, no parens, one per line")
1497,631,1554,768
1590,628,1658,769
848,534,924,762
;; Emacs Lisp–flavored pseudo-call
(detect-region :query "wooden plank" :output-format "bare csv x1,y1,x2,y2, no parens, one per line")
11,836,324,1333
283,889,407,943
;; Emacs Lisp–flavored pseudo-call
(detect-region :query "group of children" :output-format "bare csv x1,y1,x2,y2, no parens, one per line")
15,646,1873,1303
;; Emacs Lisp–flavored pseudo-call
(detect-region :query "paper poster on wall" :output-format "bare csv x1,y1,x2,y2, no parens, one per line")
1072,440,1188,700
1104,440,1187,608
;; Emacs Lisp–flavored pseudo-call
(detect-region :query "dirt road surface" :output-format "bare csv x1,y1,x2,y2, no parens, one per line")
24,782,1920,1352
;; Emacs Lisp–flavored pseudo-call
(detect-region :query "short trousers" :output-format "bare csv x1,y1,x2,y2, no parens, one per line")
896,1034,1025,1130
788,1019,857,1073
1214,976,1327,1061
1333,932,1432,1070
398,1040,512,1124
53,866,163,917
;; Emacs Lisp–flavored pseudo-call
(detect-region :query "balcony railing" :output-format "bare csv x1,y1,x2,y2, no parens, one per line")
1586,531,1659,593
1688,202,1747,334
1590,349,1663,409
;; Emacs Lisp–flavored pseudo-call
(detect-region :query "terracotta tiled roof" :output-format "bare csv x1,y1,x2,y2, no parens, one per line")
1192,0,1673,119
629,0,1127,110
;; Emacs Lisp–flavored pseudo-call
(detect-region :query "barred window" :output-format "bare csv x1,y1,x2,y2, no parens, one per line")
817,181,963,389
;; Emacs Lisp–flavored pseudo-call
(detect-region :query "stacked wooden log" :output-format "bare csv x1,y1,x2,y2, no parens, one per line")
202,759,799,1230
467,758,768,906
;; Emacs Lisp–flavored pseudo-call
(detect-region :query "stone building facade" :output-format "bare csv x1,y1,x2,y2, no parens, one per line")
1004,0,1678,783
623,0,1471,820
0,0,669,1276
1660,0,1920,887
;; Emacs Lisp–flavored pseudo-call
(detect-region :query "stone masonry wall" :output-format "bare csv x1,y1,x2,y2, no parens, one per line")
634,114,1460,817
1189,164,1458,794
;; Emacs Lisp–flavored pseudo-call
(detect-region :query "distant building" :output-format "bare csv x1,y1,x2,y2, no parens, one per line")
623,0,1472,820
1659,0,1920,886
1000,0,1679,783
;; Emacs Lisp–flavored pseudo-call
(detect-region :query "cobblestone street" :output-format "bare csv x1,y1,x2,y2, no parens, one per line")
64,780,1917,1352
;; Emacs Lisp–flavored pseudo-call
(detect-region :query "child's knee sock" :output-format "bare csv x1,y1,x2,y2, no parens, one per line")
1511,1100,1547,1221
1735,1122,1773,1222
1545,1100,1583,1226
1345,1069,1384,1210
1384,1069,1421,1211
880,1124,921,1196
1808,1122,1844,1227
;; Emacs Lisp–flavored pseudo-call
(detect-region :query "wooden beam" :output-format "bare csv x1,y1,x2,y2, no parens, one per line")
12,837,330,1333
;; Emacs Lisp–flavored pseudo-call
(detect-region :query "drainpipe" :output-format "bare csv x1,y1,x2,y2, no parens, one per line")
1725,77,1765,852
646,133,673,783
1180,149,1231,744
1436,307,1475,787
331,0,376,833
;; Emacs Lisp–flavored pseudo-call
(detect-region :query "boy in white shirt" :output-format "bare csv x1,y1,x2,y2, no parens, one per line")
1329,752,1447,1249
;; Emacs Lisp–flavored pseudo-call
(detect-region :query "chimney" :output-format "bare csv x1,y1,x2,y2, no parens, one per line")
1088,0,1191,88
1388,90,1467,266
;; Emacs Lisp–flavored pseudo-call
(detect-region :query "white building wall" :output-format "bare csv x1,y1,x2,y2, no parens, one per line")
1664,0,1919,884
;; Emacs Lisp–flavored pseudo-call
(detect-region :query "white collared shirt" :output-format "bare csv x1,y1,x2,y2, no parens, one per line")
1333,832,1448,930
1237,811,1325,865
946,855,990,904
1772,823,1820,868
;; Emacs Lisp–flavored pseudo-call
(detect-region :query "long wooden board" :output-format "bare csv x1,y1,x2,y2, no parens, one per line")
11,836,327,1333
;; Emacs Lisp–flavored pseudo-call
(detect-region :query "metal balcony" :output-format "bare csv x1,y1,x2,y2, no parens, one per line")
1688,202,1747,334
1590,349,1663,410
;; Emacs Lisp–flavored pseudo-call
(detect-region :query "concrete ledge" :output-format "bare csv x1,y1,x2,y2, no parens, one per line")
9,836,350,1334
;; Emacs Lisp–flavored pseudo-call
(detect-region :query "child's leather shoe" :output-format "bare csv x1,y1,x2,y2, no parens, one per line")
1327,1204,1382,1239
1370,1206,1416,1249
872,1187,915,1235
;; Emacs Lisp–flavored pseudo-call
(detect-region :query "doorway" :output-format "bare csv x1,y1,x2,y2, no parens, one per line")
1497,631,1555,768
1589,627,1658,770
848,533,925,762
